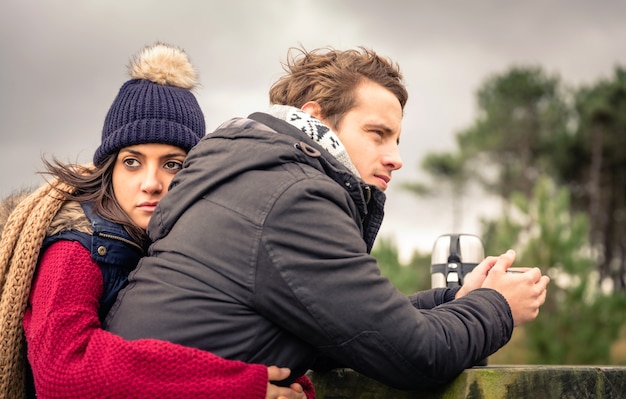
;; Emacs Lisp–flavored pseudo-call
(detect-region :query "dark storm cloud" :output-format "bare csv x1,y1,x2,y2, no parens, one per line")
2,0,625,253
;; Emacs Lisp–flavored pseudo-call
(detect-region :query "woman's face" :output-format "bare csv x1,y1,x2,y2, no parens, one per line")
112,143,187,230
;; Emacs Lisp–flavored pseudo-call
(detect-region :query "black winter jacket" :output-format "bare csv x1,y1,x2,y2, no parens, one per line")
105,113,513,389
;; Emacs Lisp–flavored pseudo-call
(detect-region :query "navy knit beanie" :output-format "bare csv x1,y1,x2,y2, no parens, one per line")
93,42,205,166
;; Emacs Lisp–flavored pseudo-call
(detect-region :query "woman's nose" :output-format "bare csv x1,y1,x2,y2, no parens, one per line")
140,170,164,194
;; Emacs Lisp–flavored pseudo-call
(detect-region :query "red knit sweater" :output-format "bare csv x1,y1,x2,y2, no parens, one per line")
23,241,314,398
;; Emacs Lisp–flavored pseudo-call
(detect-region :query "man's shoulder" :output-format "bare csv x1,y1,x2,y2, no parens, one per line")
216,116,277,134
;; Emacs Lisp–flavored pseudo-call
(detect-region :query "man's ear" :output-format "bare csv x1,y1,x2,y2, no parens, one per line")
301,101,323,120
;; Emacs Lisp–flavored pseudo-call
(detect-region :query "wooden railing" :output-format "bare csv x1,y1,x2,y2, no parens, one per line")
307,365,626,398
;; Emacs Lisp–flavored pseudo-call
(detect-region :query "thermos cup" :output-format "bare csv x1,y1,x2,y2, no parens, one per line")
430,233,484,289
431,233,488,365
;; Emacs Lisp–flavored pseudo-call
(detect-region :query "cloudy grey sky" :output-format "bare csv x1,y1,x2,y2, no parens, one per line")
2,0,626,257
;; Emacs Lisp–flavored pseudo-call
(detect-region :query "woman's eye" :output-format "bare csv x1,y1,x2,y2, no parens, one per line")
123,158,140,167
164,160,183,171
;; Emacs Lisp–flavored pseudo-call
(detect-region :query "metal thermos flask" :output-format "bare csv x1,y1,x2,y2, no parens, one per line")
430,234,484,288
430,233,488,366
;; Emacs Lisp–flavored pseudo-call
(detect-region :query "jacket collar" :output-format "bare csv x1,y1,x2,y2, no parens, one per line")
81,202,143,266
247,112,386,252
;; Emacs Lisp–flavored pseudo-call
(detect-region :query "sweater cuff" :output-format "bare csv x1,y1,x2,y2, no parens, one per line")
295,375,316,399
246,364,271,399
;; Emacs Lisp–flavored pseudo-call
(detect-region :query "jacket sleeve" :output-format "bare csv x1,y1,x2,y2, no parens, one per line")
408,286,460,309
23,241,270,399
256,178,513,390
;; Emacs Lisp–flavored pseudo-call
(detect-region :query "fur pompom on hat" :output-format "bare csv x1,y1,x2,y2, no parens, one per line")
93,42,205,166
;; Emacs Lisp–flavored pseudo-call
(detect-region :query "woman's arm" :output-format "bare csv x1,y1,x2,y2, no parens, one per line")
24,241,312,399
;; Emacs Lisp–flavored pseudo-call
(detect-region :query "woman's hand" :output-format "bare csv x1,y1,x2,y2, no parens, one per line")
266,366,307,399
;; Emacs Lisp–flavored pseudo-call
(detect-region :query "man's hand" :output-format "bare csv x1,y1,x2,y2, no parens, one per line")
266,366,307,399
455,254,500,299
480,250,550,326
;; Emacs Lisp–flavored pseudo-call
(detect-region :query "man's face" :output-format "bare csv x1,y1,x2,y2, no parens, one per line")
333,81,403,191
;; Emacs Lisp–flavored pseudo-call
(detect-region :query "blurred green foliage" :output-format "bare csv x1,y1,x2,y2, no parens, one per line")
377,64,626,365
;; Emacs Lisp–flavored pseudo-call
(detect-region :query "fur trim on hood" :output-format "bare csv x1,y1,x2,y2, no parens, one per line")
0,190,91,239
47,200,92,237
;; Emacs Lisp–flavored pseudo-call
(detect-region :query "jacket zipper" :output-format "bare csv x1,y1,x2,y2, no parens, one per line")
363,185,372,204
98,232,143,251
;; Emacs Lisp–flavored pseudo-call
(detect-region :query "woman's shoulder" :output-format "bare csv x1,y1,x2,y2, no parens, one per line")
47,200,93,237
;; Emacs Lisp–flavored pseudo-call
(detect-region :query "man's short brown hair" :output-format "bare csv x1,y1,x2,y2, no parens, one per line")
269,46,408,130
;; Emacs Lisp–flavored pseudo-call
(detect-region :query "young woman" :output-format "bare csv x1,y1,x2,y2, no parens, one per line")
4,42,312,399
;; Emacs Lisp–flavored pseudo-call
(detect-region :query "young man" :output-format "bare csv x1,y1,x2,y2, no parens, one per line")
105,47,550,390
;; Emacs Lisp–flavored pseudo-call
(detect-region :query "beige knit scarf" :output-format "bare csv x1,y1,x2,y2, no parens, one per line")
0,180,73,399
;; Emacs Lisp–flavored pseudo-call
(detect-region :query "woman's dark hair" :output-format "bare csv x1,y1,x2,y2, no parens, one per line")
42,154,147,246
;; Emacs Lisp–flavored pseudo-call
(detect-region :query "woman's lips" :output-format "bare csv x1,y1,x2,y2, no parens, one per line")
137,202,159,212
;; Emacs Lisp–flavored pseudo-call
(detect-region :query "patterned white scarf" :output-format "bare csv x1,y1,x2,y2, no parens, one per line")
267,104,361,177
